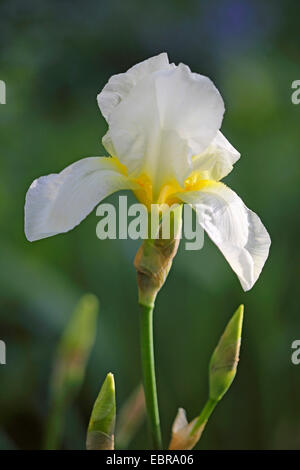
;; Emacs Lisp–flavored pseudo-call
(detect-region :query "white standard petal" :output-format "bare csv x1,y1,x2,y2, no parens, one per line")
178,182,271,291
25,157,136,242
192,131,240,181
97,52,172,121
106,63,225,198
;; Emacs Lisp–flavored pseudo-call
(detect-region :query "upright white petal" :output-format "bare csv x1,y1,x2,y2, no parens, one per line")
25,157,136,242
103,62,224,198
97,53,172,121
192,131,240,181
178,182,271,291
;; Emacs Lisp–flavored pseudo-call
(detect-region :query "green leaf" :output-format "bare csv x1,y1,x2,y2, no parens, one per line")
86,373,116,450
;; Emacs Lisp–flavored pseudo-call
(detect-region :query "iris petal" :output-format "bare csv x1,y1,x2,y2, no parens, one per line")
99,55,225,200
178,182,271,291
25,157,136,241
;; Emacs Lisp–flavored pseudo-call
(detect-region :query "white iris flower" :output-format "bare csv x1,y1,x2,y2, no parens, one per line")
24,53,271,291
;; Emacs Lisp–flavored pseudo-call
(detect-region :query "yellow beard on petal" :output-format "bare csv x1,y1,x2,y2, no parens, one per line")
133,173,185,208
132,170,215,209
111,153,215,210
133,173,153,210
183,171,213,192
157,180,182,205
110,157,128,175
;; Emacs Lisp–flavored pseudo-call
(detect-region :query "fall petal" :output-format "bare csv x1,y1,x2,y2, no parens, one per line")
25,157,136,241
178,182,271,290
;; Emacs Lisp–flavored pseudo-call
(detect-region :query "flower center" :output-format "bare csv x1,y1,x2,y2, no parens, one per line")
111,156,213,210
133,170,212,209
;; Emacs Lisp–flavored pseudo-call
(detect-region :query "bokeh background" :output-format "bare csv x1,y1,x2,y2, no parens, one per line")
0,0,299,450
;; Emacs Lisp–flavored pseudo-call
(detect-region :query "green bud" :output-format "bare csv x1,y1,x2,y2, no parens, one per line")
86,373,116,450
209,305,244,401
54,294,99,389
44,294,99,449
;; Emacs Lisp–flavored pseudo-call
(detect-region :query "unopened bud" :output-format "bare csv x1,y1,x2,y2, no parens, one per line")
209,305,244,401
86,373,116,450
54,294,99,389
45,294,99,450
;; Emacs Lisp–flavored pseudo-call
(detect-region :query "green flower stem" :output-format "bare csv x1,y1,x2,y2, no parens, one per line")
191,398,218,435
139,303,162,450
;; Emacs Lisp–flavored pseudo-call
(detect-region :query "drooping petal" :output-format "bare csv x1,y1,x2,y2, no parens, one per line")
97,52,172,121
192,131,240,181
25,157,136,242
178,182,271,291
104,62,224,198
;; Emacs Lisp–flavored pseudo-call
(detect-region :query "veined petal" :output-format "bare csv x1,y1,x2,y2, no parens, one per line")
178,182,271,291
192,131,240,181
25,157,136,242
105,62,224,199
97,53,172,121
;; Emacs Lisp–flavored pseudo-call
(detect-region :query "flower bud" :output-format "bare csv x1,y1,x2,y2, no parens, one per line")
209,305,244,401
44,294,99,450
54,294,99,389
86,373,116,450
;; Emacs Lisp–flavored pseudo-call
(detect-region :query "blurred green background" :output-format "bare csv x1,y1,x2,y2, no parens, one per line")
0,0,299,450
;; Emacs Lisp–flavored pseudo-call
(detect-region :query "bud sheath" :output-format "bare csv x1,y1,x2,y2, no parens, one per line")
134,205,182,308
